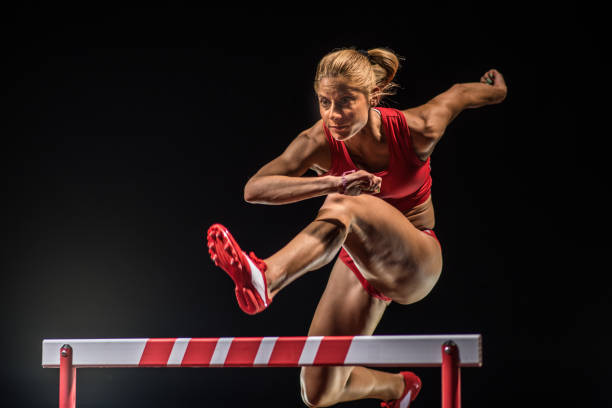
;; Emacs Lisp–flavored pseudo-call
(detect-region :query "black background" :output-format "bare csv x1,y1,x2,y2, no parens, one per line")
1,4,608,408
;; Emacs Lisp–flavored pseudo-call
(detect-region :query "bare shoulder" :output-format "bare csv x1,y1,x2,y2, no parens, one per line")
300,118,327,144
400,107,437,161
261,119,330,177
299,119,331,172
400,107,428,135
289,119,328,158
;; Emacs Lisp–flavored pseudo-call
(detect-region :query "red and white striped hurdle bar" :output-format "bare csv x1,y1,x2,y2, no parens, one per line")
43,334,482,408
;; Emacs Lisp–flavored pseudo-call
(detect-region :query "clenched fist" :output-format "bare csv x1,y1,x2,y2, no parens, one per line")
480,69,507,104
339,170,382,196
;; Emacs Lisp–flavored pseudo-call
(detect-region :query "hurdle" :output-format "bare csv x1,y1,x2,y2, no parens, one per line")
42,334,482,408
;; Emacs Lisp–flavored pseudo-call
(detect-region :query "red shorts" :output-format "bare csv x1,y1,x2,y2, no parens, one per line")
338,229,440,302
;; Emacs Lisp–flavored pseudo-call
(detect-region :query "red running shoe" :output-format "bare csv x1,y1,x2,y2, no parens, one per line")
206,223,271,315
380,371,422,408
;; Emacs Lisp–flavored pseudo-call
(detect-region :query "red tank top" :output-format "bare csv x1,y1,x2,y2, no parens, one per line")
320,107,432,213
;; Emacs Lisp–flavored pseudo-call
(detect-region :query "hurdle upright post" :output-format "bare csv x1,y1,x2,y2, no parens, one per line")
59,344,76,408
441,340,461,408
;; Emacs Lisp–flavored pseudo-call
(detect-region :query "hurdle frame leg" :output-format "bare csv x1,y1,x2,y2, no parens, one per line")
441,340,461,408
59,344,76,408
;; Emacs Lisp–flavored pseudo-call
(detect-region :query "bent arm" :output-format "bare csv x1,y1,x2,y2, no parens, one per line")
244,129,341,205
403,69,507,160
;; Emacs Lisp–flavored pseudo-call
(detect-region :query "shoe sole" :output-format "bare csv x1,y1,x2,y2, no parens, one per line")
206,224,264,314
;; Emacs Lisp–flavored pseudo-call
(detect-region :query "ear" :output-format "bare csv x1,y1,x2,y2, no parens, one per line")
370,86,381,106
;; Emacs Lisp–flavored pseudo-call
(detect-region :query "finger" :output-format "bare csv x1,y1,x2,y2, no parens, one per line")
369,178,381,192
492,70,505,86
374,178,382,193
365,183,379,193
346,181,363,196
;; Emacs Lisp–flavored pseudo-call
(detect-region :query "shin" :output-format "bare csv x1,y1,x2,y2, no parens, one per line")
265,194,353,297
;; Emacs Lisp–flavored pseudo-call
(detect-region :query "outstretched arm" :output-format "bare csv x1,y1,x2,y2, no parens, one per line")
403,69,508,160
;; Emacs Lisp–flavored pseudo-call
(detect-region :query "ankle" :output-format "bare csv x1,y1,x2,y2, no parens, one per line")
394,373,406,400
263,260,284,299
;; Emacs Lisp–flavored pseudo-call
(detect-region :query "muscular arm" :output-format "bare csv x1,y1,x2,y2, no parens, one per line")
403,69,508,160
243,127,342,205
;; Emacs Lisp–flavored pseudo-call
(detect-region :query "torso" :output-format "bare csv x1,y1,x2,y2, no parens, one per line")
311,108,436,230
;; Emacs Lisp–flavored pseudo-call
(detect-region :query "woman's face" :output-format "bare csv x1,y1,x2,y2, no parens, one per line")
317,77,371,141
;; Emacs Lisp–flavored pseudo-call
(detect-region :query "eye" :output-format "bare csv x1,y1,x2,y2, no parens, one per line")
319,98,330,107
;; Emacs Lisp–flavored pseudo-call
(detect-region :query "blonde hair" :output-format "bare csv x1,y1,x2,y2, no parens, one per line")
313,47,403,105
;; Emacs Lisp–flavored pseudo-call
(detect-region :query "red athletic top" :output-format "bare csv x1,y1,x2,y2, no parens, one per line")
320,107,432,214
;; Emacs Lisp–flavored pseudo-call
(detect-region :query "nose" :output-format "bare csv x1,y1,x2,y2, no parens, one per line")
328,102,343,121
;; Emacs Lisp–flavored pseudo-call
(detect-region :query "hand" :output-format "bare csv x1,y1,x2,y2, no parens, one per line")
480,69,507,103
340,170,382,196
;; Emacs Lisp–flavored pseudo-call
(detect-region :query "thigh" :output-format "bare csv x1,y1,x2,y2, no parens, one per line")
300,258,389,393
308,257,389,336
320,193,443,304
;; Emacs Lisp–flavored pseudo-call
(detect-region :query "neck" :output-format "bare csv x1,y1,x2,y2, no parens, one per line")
347,108,383,149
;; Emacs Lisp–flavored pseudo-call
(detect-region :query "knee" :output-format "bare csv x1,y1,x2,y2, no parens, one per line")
316,194,355,229
299,367,345,407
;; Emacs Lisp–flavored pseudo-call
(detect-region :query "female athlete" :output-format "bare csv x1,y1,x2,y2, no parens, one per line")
206,47,507,407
